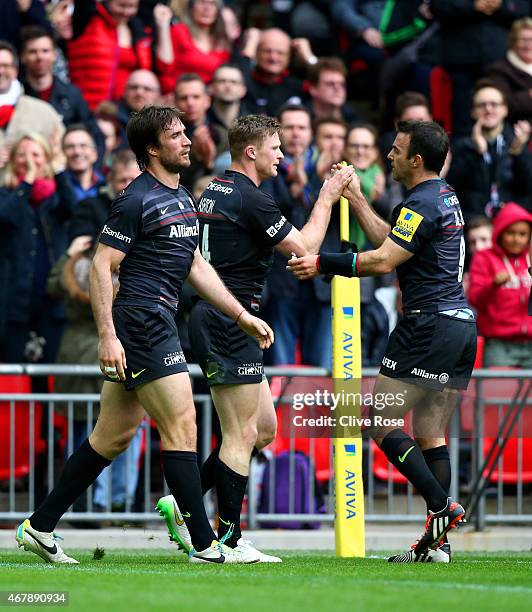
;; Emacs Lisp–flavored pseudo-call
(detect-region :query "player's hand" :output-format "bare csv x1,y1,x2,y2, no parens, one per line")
98,334,127,381
342,170,365,204
287,254,320,280
319,164,355,205
494,270,510,286
237,312,274,350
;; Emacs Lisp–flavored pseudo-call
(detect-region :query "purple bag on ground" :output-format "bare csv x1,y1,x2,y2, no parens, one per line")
259,451,325,529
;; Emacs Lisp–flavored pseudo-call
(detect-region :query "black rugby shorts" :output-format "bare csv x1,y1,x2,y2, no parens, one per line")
380,312,477,391
107,302,188,391
188,300,264,386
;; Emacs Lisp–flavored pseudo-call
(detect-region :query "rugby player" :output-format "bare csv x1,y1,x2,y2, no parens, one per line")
156,115,354,562
288,121,476,563
16,106,274,564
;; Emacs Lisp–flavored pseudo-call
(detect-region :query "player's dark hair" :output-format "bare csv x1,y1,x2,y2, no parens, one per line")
394,91,430,120
127,106,185,171
0,39,18,68
228,115,281,160
396,120,448,174
20,25,55,53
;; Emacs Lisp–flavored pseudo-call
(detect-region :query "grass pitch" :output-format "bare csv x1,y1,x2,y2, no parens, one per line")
1,549,531,612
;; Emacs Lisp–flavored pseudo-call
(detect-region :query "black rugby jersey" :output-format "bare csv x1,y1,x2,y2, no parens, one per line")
196,170,292,310
388,178,468,312
98,171,199,310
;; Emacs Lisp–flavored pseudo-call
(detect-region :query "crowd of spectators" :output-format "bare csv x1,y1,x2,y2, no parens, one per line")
0,0,531,371
0,2,531,507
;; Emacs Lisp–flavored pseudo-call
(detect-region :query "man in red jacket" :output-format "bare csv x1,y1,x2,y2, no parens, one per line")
469,202,532,367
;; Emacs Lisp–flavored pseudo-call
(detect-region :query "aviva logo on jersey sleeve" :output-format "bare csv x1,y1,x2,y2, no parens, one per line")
391,207,424,243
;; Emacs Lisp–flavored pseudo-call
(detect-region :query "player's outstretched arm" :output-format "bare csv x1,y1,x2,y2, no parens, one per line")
188,248,274,349
299,165,355,253
90,244,127,380
273,166,355,258
287,238,413,280
340,169,390,248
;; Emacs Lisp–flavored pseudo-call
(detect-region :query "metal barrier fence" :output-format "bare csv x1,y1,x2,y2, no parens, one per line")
0,365,531,530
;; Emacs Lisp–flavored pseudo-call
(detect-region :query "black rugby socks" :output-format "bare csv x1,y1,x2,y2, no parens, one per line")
380,429,448,511
201,445,259,494
30,439,111,532
423,445,452,540
423,445,451,504
200,445,220,494
215,458,248,548
162,450,216,551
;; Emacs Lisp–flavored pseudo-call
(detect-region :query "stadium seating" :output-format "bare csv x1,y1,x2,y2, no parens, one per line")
480,371,532,484
0,375,45,481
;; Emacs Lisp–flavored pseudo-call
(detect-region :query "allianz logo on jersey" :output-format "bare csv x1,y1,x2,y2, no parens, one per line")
169,221,199,238
102,225,131,244
237,362,264,376
207,181,233,194
266,216,286,237
411,368,449,384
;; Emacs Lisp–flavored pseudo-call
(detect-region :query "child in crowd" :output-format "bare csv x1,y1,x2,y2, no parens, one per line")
469,203,532,367
466,216,493,255
463,216,493,296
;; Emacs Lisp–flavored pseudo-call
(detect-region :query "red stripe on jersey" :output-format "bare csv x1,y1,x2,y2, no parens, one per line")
197,212,225,219
159,211,198,225
214,177,234,183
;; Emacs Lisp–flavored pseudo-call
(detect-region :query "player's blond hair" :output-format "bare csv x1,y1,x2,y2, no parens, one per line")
228,115,281,161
